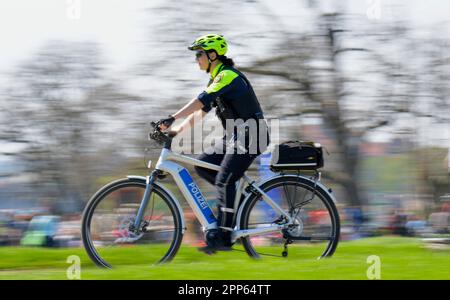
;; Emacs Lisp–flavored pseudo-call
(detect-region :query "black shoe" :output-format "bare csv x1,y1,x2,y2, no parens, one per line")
197,244,232,255
197,229,233,255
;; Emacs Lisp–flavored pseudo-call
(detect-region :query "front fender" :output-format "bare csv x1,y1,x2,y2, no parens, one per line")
126,175,186,233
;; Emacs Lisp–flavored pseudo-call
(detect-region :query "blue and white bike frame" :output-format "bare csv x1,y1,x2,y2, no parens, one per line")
129,146,329,243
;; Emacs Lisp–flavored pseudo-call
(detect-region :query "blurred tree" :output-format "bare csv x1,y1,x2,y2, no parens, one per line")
1,41,108,212
239,5,450,209
0,39,165,212
131,0,450,211
416,147,450,209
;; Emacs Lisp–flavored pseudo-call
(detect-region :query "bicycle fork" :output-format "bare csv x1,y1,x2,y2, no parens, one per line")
131,169,161,233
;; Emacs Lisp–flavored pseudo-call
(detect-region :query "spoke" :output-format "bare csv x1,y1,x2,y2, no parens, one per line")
296,188,311,209
283,183,294,212
292,191,315,221
144,212,166,222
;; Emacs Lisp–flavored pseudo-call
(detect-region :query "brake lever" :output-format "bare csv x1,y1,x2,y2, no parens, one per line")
150,121,160,130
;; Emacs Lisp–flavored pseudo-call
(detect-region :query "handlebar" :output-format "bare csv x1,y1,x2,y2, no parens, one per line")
148,121,176,148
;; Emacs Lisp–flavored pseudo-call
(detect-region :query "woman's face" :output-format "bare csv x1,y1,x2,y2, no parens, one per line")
195,50,209,71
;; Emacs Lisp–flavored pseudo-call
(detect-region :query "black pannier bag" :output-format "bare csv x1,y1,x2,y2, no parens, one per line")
270,141,324,171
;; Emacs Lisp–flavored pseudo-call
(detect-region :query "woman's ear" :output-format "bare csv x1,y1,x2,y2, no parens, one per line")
209,51,217,61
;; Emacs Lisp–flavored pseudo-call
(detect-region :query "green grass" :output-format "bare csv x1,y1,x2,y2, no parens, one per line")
0,237,449,280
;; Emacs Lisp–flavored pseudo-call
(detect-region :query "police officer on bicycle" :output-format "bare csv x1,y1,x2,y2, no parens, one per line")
158,34,269,254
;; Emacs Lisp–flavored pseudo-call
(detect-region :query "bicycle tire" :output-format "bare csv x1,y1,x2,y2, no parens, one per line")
82,177,184,268
239,175,340,259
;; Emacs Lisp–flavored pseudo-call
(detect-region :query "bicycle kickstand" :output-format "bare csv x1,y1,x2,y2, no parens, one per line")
282,239,293,257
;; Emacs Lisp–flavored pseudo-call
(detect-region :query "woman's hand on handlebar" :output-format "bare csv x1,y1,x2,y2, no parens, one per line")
157,115,175,130
149,118,178,141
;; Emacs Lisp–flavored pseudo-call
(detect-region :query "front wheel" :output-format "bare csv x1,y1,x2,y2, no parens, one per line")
240,175,340,259
82,178,183,268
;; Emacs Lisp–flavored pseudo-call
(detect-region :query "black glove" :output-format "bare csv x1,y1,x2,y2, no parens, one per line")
158,115,175,129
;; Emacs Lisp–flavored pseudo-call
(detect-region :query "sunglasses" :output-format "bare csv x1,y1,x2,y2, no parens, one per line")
195,51,205,59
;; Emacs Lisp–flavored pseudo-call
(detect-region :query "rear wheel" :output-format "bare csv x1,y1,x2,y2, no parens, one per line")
82,178,183,268
240,175,340,259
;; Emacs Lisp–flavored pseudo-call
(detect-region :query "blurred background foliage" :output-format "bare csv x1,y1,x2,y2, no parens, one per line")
0,0,449,245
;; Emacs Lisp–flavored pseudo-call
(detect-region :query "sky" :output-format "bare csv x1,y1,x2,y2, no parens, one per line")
1,0,449,73
0,0,148,73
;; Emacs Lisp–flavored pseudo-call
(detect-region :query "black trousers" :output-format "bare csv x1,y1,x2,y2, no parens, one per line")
195,138,258,232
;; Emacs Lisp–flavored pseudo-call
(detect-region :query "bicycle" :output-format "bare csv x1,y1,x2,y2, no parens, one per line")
82,121,340,268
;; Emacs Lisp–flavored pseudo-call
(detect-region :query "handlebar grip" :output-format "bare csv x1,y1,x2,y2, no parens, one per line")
148,121,175,145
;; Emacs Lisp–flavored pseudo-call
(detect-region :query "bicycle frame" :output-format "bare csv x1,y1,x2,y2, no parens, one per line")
133,147,294,243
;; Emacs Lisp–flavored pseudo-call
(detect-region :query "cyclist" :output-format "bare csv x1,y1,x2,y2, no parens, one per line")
158,34,269,254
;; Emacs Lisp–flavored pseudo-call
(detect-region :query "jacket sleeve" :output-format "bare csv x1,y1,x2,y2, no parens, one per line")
197,70,239,112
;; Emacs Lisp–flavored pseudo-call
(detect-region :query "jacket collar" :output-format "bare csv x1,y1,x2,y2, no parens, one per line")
210,62,224,80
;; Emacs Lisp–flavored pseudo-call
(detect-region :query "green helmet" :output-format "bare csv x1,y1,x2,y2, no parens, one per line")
188,34,228,56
